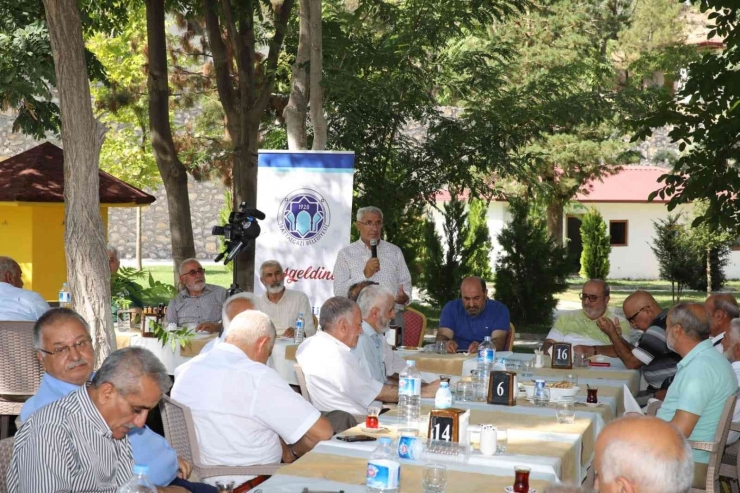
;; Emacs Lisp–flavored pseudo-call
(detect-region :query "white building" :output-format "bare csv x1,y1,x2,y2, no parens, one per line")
434,166,740,280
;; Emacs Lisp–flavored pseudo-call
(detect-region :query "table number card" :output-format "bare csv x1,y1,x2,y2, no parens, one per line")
488,370,517,406
428,408,468,442
552,342,573,369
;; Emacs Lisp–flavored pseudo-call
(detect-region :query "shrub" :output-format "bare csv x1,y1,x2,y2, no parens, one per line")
579,208,611,280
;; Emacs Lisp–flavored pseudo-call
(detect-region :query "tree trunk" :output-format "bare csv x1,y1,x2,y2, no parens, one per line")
145,0,196,286
43,0,115,366
707,246,712,295
547,201,564,246
309,0,326,150
284,0,310,150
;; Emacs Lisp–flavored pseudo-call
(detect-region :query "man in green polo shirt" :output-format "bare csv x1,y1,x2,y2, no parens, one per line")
656,302,737,489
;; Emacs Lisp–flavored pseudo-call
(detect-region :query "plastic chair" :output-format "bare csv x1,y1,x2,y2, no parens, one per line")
691,393,738,493
159,395,279,480
0,321,44,439
0,437,14,493
402,307,426,347
719,424,740,493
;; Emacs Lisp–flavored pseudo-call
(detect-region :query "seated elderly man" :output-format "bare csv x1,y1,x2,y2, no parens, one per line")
720,319,740,444
436,276,510,354
594,416,693,493
705,293,739,351
172,311,333,488
0,256,50,321
297,297,440,415
198,292,257,355
656,303,737,488
8,346,185,493
256,260,315,338
542,279,630,355
355,285,408,382
166,258,227,333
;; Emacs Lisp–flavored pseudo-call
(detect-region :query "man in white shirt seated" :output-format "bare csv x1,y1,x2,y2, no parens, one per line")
297,297,440,416
355,285,407,382
256,260,315,338
720,318,740,444
0,256,50,321
171,310,333,489
197,292,257,356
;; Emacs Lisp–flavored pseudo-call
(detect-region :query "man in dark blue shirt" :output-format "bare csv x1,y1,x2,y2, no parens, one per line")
435,276,510,353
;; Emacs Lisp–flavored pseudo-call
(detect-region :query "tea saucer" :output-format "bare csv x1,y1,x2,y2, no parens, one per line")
360,426,389,433
584,402,602,407
504,487,536,493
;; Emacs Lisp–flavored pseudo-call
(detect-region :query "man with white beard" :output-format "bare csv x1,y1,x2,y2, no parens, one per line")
354,285,408,382
256,260,315,337
165,259,227,334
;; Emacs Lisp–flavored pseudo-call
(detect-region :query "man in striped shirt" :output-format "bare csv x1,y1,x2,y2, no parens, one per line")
7,347,180,493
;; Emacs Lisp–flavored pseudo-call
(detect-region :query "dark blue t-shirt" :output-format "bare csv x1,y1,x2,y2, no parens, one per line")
439,298,510,349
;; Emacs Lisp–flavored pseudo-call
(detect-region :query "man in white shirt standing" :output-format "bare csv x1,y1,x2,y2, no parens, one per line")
256,260,315,338
0,256,50,321
355,285,407,382
332,206,412,327
172,310,333,488
297,297,439,416
720,318,740,444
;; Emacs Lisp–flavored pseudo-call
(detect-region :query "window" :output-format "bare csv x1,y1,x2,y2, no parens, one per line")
610,220,628,246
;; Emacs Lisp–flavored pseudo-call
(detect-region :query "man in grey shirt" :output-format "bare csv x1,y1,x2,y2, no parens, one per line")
166,258,228,333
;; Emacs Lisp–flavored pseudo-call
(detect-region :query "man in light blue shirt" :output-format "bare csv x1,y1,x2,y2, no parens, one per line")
656,302,738,489
354,285,407,383
21,308,215,493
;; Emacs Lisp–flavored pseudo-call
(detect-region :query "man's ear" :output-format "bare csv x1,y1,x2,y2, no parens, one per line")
97,382,117,405
615,476,636,493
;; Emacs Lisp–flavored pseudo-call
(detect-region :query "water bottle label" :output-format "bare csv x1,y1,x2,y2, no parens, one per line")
296,319,304,330
398,377,420,396
366,460,400,489
478,348,494,364
397,436,420,460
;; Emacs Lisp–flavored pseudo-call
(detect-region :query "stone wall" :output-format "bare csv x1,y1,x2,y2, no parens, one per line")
0,110,61,159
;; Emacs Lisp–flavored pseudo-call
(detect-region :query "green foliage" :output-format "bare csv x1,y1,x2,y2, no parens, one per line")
686,202,734,293
111,267,177,306
579,208,611,280
493,201,570,331
650,214,695,302
465,198,494,281
150,320,195,352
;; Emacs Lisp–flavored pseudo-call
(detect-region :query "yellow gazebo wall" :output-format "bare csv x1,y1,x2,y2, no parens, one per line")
0,203,109,301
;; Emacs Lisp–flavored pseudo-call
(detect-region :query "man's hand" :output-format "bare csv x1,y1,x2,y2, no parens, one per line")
280,440,297,464
445,340,459,354
654,389,668,401
364,258,381,278
177,457,192,480
468,341,480,355
421,380,441,398
195,322,220,333
573,345,596,358
283,327,295,338
596,317,621,338
395,286,409,305
157,487,188,493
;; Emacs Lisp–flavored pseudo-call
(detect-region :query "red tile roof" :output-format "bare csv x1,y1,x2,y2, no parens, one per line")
0,142,155,205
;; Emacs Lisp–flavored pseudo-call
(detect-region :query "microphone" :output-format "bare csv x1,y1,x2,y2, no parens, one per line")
370,239,378,259
242,208,266,220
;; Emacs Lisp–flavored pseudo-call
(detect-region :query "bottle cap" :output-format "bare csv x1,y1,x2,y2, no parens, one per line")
484,336,492,341
132,464,149,475
379,437,392,445
440,381,449,387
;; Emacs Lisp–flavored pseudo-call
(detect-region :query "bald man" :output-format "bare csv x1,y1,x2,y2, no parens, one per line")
594,416,693,493
705,293,739,352
436,277,510,353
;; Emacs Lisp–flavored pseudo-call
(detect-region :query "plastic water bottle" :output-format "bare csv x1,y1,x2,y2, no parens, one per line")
434,381,452,409
398,360,422,435
294,312,305,344
117,465,156,493
366,437,400,493
397,436,471,463
59,282,71,308
477,335,495,374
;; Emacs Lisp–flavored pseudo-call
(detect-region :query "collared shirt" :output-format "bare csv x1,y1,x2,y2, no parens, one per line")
713,332,725,353
728,361,740,445
296,330,384,415
165,283,228,326
256,289,316,336
657,339,738,463
439,299,510,349
631,310,680,389
7,387,134,493
546,309,631,346
332,239,412,310
172,343,320,486
354,321,408,383
20,373,178,486
0,281,50,321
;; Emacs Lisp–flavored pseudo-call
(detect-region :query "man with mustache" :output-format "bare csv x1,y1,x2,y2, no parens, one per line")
165,258,227,334
20,308,212,492
256,260,315,338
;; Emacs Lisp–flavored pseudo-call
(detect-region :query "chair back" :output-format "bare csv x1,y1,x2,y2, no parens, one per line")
505,323,516,351
0,437,14,493
0,322,43,396
402,307,427,347
159,395,199,465
646,399,663,417
294,364,311,402
696,392,739,492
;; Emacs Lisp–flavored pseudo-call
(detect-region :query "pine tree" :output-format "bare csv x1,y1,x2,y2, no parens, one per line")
650,214,695,302
579,208,611,280
463,198,494,281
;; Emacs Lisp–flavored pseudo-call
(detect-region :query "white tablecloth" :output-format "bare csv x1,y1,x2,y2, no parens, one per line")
269,338,300,385
128,333,213,375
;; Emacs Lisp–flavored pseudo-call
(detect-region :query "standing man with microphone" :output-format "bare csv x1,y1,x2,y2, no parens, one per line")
333,206,412,329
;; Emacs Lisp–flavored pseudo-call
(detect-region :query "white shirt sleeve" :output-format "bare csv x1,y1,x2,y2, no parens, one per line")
332,248,354,297
384,343,408,377
253,371,321,445
545,327,564,342
26,292,51,319
396,247,412,304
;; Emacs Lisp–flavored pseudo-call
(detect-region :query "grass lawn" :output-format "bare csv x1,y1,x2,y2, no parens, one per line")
136,264,234,290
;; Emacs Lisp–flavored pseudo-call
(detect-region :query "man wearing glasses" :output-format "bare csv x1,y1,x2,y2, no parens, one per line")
165,258,228,333
542,279,630,354
333,206,412,328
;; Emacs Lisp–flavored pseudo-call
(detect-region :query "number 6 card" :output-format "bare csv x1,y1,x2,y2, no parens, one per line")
488,371,517,406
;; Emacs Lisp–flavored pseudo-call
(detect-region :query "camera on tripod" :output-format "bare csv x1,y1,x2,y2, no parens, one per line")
212,202,265,265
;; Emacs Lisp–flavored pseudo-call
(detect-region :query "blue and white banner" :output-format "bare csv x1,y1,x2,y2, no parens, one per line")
255,151,355,315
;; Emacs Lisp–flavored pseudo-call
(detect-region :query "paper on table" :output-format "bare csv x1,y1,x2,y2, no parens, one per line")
622,384,644,415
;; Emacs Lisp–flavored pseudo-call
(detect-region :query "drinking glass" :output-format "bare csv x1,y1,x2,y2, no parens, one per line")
422,464,448,493
533,387,550,407
574,352,588,368
556,396,576,424
587,388,599,404
366,405,381,429
496,428,508,453
513,466,531,493
473,369,489,402
214,481,235,493
566,374,578,387
458,381,475,402
436,341,447,354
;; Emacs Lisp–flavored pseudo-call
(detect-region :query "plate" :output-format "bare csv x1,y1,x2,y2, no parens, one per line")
504,487,536,493
360,426,389,433
397,346,421,352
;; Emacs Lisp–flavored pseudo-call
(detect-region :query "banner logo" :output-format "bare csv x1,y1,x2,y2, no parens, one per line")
278,188,331,246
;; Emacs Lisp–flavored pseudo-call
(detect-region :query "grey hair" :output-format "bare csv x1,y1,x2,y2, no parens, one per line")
670,302,710,341
91,347,171,396
320,297,358,332
224,310,276,347
106,245,119,259
178,258,201,275
356,206,384,222
587,278,610,297
33,307,90,349
0,256,20,279
259,260,284,278
712,294,740,319
357,285,395,319
726,319,740,347
222,292,258,331
599,434,693,493
544,487,593,493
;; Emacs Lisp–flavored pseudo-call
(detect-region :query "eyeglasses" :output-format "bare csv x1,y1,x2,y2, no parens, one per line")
181,268,206,277
579,293,601,303
38,338,92,357
357,221,383,228
627,305,650,326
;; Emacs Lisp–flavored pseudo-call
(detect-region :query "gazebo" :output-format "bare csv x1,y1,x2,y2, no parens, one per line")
0,142,155,300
